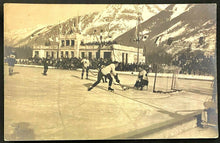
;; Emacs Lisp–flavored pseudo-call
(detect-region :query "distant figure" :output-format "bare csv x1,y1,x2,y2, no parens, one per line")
88,61,120,92
81,57,90,79
8,52,16,76
43,58,49,76
134,67,149,90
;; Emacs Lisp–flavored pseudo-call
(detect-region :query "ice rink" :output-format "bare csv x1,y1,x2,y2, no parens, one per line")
4,65,218,140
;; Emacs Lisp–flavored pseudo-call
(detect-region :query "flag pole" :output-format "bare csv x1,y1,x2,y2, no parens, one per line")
136,12,141,64
57,21,60,59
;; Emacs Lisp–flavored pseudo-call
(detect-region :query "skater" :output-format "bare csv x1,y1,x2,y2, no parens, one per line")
7,51,16,76
43,58,49,75
102,59,109,83
97,58,107,83
88,61,120,91
81,57,90,79
134,67,149,90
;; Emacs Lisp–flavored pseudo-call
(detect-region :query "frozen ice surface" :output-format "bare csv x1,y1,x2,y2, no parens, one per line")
4,65,217,140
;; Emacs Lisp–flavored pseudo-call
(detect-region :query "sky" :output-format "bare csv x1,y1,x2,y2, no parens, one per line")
4,4,107,33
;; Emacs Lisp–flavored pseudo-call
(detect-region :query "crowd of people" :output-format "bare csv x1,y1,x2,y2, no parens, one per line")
4,56,151,72
172,51,215,76
4,51,215,76
4,53,214,91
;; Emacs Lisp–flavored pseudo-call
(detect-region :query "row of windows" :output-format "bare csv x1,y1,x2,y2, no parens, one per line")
61,40,75,47
81,52,111,59
34,51,75,58
122,53,128,64
59,51,74,58
35,51,112,59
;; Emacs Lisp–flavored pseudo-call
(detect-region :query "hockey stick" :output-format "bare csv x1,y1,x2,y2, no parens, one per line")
114,82,129,90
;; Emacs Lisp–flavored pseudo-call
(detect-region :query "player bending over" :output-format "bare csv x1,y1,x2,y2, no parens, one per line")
88,61,120,91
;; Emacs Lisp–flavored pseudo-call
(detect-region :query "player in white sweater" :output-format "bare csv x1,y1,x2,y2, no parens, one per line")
88,61,120,91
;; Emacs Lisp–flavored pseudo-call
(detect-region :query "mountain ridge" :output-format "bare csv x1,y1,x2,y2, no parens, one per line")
115,4,216,56
4,4,168,47
4,4,216,57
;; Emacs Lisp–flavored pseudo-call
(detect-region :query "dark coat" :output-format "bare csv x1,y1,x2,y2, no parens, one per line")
8,55,16,66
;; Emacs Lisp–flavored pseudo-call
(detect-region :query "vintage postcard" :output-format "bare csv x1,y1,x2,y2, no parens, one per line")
4,3,218,140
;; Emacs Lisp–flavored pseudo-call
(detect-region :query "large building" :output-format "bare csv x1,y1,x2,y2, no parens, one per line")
32,33,145,64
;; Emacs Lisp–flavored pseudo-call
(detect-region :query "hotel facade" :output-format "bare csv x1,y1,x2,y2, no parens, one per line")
32,33,145,64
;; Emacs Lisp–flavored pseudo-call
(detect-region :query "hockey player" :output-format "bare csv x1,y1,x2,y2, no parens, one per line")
134,67,149,90
88,61,120,91
43,58,49,76
81,57,90,79
97,58,107,83
8,51,16,76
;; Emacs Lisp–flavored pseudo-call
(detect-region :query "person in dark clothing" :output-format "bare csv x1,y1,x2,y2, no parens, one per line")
88,61,120,91
134,67,149,90
8,53,16,76
97,59,107,83
43,59,49,75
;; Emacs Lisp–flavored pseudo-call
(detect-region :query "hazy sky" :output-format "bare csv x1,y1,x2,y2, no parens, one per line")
4,4,107,33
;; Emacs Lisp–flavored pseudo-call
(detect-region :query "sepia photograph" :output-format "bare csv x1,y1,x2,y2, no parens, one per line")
4,3,218,140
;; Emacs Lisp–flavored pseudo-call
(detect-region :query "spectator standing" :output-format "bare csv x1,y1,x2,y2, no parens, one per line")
43,58,49,76
81,57,90,79
8,51,16,76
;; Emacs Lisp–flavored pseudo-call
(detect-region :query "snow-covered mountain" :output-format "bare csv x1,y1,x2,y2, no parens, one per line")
81,4,168,41
4,4,216,58
115,4,216,56
4,4,168,47
4,24,47,47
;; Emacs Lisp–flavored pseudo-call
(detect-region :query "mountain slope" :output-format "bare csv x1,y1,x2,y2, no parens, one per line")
115,4,216,56
5,4,168,47
4,25,46,47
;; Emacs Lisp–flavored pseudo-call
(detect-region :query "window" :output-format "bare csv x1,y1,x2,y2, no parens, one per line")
122,53,128,63
96,52,100,59
35,51,39,57
61,51,64,57
66,40,70,46
71,40,75,46
71,51,74,58
81,52,85,58
57,51,59,58
46,51,49,57
45,41,51,46
51,52,54,58
122,53,124,63
104,52,111,59
88,52,92,59
61,40,65,47
65,51,69,58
